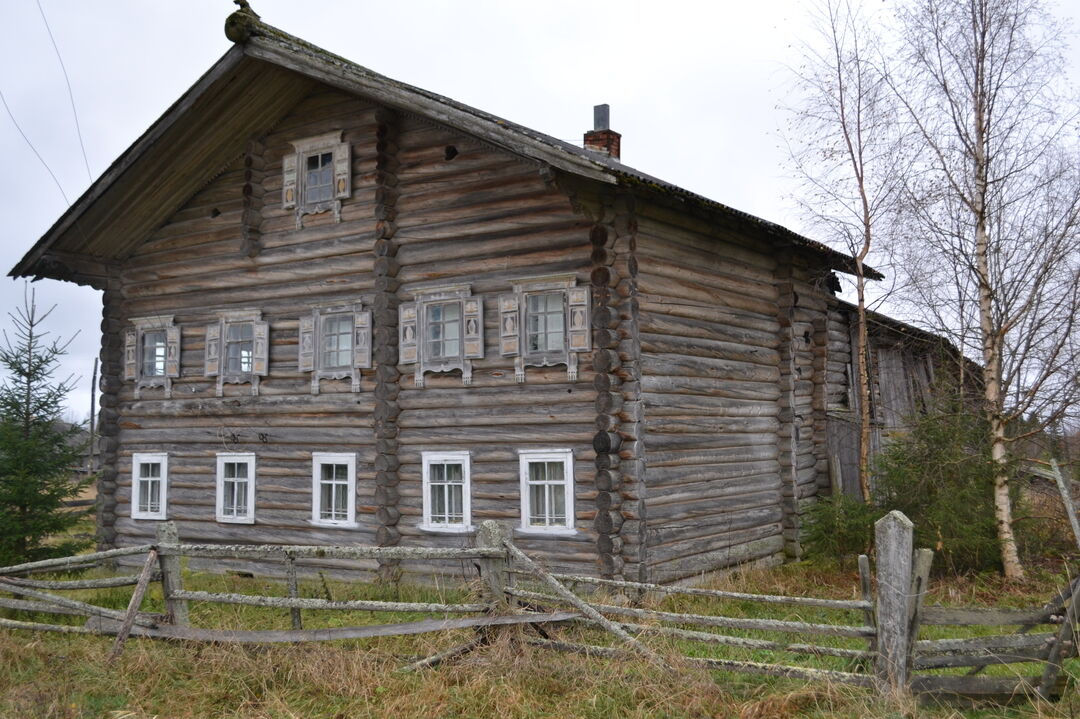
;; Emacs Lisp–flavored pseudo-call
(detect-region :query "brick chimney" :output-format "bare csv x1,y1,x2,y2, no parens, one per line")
583,104,621,160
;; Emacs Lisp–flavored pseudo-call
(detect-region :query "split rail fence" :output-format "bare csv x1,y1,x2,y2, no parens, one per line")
0,512,1075,701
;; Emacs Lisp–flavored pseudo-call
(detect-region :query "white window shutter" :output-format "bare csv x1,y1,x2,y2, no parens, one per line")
333,142,351,199
498,294,520,357
298,315,315,372
165,326,181,378
353,310,372,369
282,153,298,209
123,328,137,381
204,323,221,377
567,286,592,353
252,320,270,376
463,296,484,359
399,303,418,364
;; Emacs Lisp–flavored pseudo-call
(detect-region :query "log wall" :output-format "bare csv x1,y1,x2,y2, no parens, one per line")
633,208,788,581
105,84,601,577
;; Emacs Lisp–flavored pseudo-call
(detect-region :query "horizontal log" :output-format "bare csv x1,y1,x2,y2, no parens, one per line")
548,574,870,611
80,610,580,644
0,597,89,616
0,574,157,590
524,637,874,687
909,674,1061,698
505,589,874,637
919,605,1058,626
170,590,488,613
0,545,154,575
157,543,502,561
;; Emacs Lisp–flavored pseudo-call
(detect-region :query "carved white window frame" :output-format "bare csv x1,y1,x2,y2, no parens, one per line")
282,131,352,229
518,448,575,535
216,452,256,524
399,284,484,387
124,315,179,399
420,451,473,533
500,274,591,383
311,452,357,528
299,303,371,394
131,452,168,521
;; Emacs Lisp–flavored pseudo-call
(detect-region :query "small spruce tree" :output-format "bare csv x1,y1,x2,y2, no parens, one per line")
0,288,91,566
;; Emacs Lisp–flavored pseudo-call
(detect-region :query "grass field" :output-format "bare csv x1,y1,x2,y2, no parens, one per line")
1,557,1077,719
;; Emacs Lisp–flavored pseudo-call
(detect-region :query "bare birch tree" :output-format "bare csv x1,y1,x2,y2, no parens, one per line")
892,0,1080,580
787,0,907,502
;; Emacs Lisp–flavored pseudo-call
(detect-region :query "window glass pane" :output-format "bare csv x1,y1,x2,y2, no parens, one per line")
305,151,334,204
322,314,353,369
549,484,566,524
447,484,463,523
426,302,461,359
141,331,166,377
320,482,334,520
526,292,565,353
225,323,253,373
529,483,546,526
431,484,446,523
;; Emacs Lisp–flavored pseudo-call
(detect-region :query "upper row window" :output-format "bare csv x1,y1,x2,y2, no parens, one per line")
299,303,371,394
124,316,179,399
499,275,591,382
205,309,269,397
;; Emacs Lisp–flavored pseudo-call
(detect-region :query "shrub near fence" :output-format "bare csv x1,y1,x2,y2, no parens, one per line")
0,513,1075,702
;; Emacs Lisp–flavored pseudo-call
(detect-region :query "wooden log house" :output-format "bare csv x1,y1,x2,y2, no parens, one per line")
10,8,950,582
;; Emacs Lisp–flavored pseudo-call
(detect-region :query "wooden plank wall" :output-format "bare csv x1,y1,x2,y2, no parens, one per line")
634,210,786,581
103,85,601,577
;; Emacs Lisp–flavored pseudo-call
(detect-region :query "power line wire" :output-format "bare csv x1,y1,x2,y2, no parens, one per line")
0,88,70,205
36,0,92,182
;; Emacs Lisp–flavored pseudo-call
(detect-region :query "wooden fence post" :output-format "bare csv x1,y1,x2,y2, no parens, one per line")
285,554,302,630
156,521,188,626
875,510,914,696
475,521,509,609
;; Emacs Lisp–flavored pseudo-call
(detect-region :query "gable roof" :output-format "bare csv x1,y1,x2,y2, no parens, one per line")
10,8,878,287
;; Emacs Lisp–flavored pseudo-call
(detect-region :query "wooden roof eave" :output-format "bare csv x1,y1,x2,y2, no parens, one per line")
240,37,616,188
9,45,250,282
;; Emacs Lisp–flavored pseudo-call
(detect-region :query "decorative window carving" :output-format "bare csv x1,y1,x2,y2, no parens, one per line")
518,449,575,534
216,453,256,524
281,131,351,228
123,316,180,399
399,284,484,387
131,452,168,520
298,303,371,394
204,310,268,397
499,275,591,382
311,452,357,527
421,451,472,532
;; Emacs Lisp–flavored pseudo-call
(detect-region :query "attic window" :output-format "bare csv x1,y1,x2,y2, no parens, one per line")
282,131,352,228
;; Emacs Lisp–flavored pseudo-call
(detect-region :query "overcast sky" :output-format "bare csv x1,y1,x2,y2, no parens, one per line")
2,0,1078,420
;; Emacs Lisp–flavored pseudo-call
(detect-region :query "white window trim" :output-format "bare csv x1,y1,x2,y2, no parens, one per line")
518,448,576,535
311,452,358,528
420,451,473,533
131,452,168,521
215,452,256,524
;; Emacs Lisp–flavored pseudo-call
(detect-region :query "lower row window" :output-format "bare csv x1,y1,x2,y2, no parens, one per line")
131,449,575,533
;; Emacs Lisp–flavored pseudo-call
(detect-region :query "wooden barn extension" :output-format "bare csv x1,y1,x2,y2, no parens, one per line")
11,7,954,582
